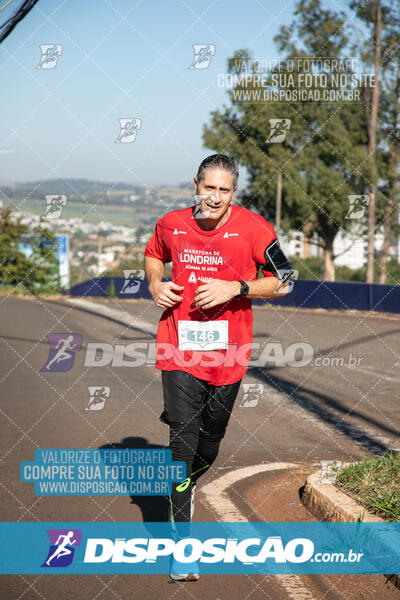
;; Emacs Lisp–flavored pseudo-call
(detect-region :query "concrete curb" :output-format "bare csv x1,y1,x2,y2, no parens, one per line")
302,466,400,591
302,468,383,523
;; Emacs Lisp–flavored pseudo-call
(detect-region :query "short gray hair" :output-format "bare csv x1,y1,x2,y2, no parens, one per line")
196,154,239,188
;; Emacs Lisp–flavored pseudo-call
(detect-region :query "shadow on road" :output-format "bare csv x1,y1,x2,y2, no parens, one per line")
0,334,54,346
99,436,169,522
45,299,157,339
248,367,396,455
253,324,400,355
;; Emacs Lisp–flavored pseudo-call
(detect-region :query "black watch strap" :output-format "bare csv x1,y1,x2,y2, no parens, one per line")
236,280,249,298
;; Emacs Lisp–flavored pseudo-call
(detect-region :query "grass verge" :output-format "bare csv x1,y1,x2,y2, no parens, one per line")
336,452,400,521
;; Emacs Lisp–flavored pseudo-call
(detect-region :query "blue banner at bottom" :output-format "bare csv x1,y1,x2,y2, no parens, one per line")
0,522,399,574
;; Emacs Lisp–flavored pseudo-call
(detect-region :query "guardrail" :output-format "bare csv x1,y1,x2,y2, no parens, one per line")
62,277,400,314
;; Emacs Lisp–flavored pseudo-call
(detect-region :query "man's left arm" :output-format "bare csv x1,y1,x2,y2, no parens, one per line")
244,276,290,299
193,276,289,309
194,221,293,308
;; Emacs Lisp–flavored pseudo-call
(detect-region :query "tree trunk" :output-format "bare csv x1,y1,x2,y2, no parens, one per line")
378,69,400,284
366,186,376,282
378,197,393,284
366,0,381,283
323,237,335,281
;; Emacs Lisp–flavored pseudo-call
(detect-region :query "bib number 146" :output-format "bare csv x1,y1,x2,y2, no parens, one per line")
178,320,228,351
187,329,219,342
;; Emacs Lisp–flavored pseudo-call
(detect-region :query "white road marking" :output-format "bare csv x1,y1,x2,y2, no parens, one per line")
245,373,398,454
202,463,297,521
345,364,400,383
202,463,317,600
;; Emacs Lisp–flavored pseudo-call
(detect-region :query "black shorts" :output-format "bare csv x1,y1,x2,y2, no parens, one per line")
159,370,241,441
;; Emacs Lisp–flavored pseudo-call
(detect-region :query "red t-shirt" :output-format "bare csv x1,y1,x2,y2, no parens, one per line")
144,204,277,385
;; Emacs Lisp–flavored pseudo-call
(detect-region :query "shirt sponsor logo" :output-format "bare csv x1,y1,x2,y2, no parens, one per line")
223,232,239,238
179,252,223,265
173,228,187,235
188,272,214,283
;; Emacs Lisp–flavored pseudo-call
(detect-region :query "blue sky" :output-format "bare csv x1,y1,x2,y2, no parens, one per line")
1,0,307,186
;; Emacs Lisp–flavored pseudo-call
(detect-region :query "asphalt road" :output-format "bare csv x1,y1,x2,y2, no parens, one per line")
0,296,399,600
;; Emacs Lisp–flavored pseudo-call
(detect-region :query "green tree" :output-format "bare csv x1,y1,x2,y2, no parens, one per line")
0,207,59,294
378,64,400,283
349,0,400,282
106,278,117,298
202,0,372,281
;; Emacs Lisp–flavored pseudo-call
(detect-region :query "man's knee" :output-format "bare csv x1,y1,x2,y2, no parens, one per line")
169,419,200,437
168,420,200,461
196,426,224,461
199,422,227,443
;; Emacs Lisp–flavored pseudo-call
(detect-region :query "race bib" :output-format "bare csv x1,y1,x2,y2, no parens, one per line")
178,320,229,351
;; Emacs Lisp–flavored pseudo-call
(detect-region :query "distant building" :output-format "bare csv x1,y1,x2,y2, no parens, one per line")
280,231,320,259
280,225,398,270
98,251,116,274
333,230,367,269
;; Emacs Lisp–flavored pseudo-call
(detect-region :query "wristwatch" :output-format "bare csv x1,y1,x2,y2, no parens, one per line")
236,280,249,298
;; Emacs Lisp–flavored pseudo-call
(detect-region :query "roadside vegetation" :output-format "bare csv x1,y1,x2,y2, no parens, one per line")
336,452,400,521
0,207,59,295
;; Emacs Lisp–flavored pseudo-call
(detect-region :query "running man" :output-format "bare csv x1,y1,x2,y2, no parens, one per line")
144,154,293,581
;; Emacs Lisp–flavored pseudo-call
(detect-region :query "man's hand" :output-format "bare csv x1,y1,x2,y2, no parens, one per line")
193,279,240,309
150,281,184,308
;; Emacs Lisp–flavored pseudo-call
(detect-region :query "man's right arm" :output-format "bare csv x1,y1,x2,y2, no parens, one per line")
144,256,184,308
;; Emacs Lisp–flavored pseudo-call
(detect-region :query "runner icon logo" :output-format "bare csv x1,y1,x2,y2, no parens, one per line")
86,386,110,411
42,529,82,568
114,118,142,143
41,333,82,372
120,270,145,294
345,195,369,219
239,383,264,408
266,119,291,143
44,195,67,219
36,45,63,69
188,44,216,69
